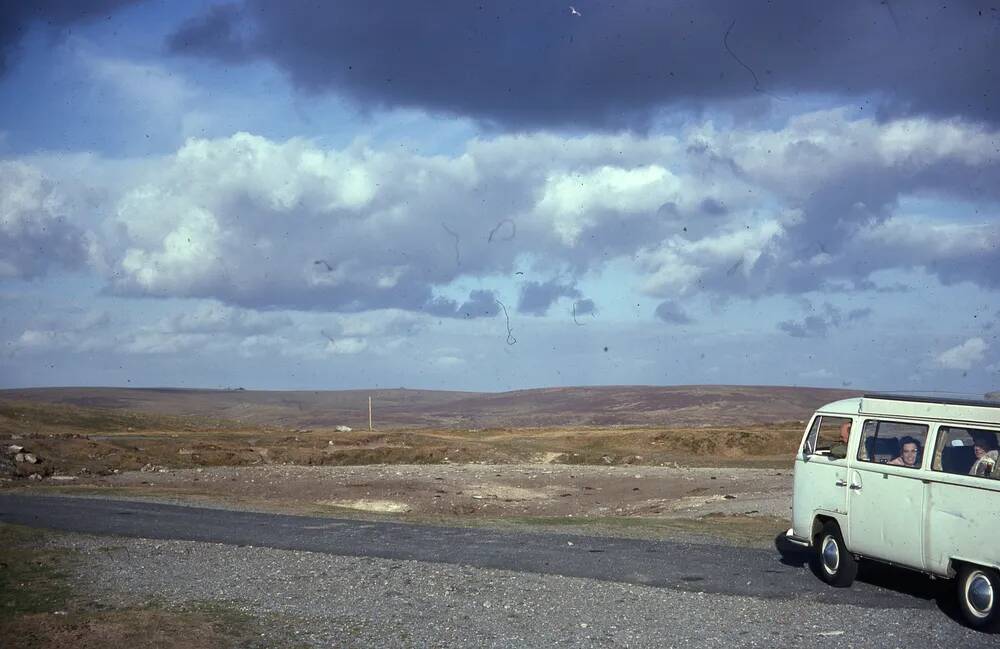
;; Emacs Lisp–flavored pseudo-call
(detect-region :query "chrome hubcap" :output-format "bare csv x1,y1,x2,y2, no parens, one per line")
821,536,840,574
967,572,994,617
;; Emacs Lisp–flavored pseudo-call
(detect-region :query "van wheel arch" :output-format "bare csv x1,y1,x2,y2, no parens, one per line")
811,515,835,540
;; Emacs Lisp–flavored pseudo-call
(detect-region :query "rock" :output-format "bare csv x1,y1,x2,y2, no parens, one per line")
15,453,37,464
49,476,77,482
723,494,737,500
7,445,23,454
28,473,42,481
335,425,353,432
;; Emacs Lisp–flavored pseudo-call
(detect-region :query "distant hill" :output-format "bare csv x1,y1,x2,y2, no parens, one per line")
0,385,860,429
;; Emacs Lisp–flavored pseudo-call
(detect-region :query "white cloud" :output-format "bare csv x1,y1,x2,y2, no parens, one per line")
0,162,88,279
434,355,465,367
935,337,988,370
80,50,195,119
324,337,367,354
11,107,1000,315
535,165,680,245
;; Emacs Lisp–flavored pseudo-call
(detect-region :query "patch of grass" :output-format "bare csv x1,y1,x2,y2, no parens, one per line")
0,524,73,621
0,400,246,435
0,523,290,649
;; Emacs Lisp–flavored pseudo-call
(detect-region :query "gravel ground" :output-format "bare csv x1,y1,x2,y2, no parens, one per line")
51,533,995,648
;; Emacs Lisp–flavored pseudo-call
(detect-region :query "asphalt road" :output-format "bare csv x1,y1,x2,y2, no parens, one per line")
0,493,952,612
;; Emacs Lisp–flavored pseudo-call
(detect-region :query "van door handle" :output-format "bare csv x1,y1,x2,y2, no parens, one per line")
849,484,862,491
835,479,848,487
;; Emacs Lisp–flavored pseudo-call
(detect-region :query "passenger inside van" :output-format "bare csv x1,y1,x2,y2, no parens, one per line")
888,437,921,467
970,432,1000,477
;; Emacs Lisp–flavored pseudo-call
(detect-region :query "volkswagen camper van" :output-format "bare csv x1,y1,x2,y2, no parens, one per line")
785,394,1000,629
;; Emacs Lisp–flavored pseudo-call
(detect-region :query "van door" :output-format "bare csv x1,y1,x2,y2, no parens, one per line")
792,415,853,539
847,419,929,570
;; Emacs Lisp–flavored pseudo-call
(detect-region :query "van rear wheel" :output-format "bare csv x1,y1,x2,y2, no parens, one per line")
814,521,857,587
957,564,1000,631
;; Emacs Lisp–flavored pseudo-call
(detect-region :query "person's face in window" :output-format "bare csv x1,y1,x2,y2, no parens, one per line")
973,440,990,459
899,442,919,467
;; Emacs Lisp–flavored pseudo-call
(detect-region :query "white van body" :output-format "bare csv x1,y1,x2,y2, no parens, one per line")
788,394,1000,577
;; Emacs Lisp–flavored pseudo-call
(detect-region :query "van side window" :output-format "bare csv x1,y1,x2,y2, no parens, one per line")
932,426,1000,478
857,419,928,468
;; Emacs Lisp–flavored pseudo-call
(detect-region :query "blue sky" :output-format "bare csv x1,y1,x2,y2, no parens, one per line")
1,1,998,394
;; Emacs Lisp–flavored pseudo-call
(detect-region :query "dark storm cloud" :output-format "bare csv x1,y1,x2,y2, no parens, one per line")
654,300,692,324
168,0,1000,128
518,279,581,315
0,0,139,75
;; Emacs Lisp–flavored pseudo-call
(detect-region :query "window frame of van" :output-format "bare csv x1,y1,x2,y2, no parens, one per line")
855,418,930,470
801,413,853,458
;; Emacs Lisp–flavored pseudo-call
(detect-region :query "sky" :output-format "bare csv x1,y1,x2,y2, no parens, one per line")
0,0,998,394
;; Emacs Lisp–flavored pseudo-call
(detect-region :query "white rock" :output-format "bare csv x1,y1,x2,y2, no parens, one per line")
7,445,24,454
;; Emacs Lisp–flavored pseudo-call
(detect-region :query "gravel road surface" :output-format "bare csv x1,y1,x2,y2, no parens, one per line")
1,494,993,647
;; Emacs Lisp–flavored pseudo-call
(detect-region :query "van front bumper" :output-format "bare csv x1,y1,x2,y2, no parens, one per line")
784,528,811,548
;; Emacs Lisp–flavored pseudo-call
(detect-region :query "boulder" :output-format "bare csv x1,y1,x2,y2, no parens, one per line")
335,425,353,432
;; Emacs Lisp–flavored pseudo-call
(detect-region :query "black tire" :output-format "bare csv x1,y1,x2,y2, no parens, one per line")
957,564,1000,631
814,521,857,587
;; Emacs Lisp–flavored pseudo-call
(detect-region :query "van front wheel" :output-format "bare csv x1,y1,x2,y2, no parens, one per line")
814,521,857,587
957,564,1000,631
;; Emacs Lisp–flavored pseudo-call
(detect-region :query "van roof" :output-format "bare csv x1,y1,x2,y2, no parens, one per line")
816,394,1000,426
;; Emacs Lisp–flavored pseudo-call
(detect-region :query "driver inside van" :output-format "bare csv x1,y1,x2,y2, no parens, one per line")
969,433,999,477
829,421,851,459
889,437,921,467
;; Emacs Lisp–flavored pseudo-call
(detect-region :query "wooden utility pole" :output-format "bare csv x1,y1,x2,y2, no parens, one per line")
368,395,373,431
